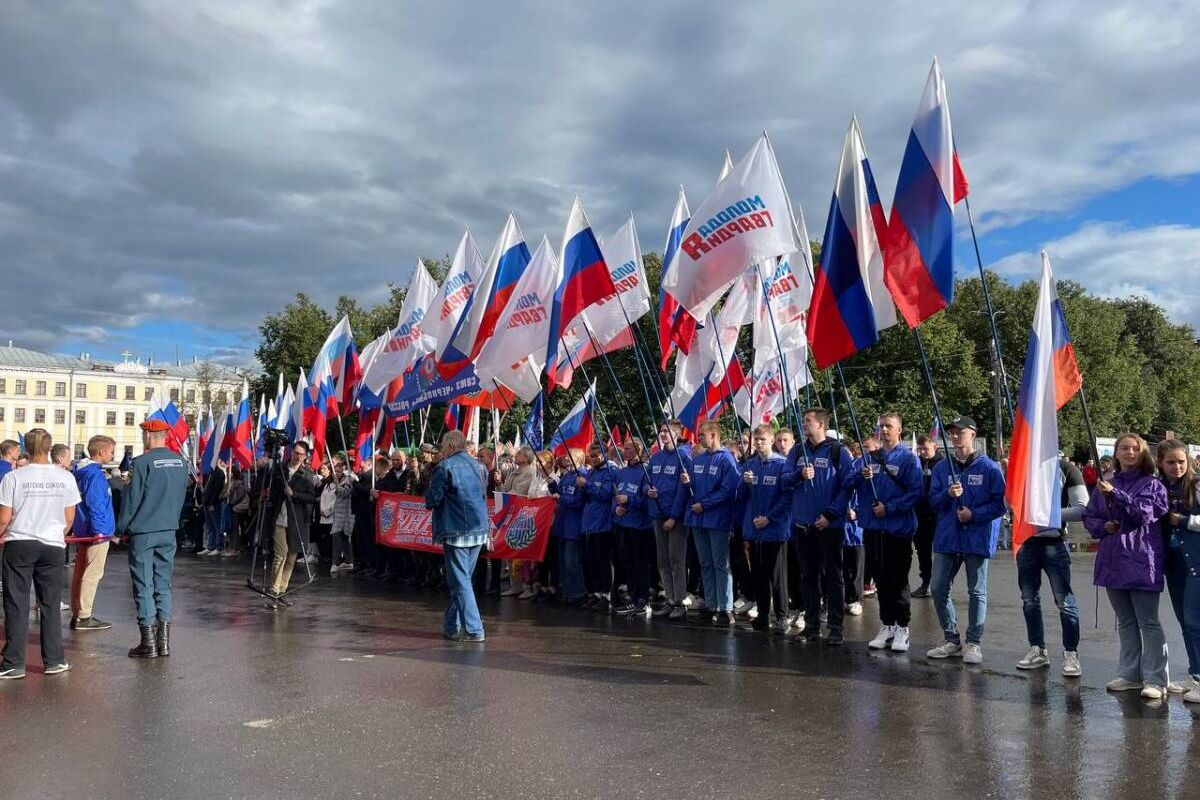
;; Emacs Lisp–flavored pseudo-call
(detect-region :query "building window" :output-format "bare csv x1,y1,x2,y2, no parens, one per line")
35,380,46,396
125,412,135,426
15,408,26,424
76,383,87,399
74,444,85,460
170,388,180,402
55,381,66,397
0,377,6,394
106,384,117,400
106,411,117,426
54,409,65,425
144,386,154,401
186,389,196,403
15,379,26,395
216,391,228,406
75,410,86,424
125,385,135,400
0,408,5,422
202,390,211,403
34,408,45,424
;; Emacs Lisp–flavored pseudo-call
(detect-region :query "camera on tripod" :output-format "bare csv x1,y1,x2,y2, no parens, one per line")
262,427,290,453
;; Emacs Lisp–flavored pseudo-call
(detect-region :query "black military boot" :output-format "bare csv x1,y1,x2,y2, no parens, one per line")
128,625,159,659
155,621,171,657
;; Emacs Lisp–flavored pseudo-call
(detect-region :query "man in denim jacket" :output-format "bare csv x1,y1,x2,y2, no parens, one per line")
426,430,489,642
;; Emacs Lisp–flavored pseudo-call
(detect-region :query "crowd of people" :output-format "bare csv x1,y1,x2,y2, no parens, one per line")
2,411,1200,708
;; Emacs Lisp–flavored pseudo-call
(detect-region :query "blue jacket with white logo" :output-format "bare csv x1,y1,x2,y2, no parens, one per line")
928,453,1007,557
73,461,115,538
647,448,692,523
550,467,587,541
737,453,792,542
581,461,618,535
612,464,651,531
684,448,741,531
851,445,923,537
785,438,856,527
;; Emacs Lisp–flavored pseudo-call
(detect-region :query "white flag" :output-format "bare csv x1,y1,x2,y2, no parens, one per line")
431,229,485,362
360,260,439,398
475,237,561,402
662,134,800,321
582,213,652,346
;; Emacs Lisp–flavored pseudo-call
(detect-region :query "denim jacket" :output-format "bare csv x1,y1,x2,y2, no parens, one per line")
425,451,489,543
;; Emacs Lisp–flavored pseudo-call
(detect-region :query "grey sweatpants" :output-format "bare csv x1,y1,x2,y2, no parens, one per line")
1107,588,1169,687
654,520,688,605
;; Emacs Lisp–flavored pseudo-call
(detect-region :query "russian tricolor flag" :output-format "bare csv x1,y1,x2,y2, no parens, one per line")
196,405,213,466
548,382,598,457
657,187,698,369
677,354,748,434
221,380,254,469
444,403,474,434
546,198,618,389
1006,253,1082,554
807,117,897,369
440,214,532,378
884,58,969,328
146,395,190,455
316,316,362,412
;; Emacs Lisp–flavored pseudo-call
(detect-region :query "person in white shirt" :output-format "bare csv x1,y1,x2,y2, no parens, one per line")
0,428,81,679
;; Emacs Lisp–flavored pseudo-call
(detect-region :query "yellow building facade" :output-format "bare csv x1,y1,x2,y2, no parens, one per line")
0,345,243,459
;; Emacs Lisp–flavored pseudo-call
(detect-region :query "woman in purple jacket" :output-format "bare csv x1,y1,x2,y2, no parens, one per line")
1083,433,1170,700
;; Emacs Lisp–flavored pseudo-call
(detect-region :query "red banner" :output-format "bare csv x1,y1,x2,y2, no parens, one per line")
375,492,555,562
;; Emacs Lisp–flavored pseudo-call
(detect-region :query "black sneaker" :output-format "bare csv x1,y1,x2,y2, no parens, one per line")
613,602,638,616
713,611,735,627
911,583,931,598
593,597,610,613
582,596,597,610
825,632,845,646
71,616,113,631
803,630,821,644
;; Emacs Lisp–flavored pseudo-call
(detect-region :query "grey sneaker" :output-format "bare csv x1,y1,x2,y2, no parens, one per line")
0,667,26,680
1106,677,1144,692
1016,646,1050,670
927,641,963,659
44,662,71,675
962,643,983,664
1062,651,1082,677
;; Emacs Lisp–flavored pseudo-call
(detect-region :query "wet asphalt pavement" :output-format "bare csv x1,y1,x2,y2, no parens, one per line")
2,550,1199,800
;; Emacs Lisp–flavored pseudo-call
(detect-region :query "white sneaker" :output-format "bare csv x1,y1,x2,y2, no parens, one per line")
890,627,911,652
690,597,708,612
1106,677,1143,692
868,625,896,650
517,588,536,600
962,643,983,664
1140,684,1165,701
1016,646,1050,670
1167,677,1198,694
746,603,758,620
847,602,863,617
197,549,211,556
732,597,750,614
927,641,963,659
1062,651,1082,677
500,586,523,597
1184,687,1200,704
59,601,70,612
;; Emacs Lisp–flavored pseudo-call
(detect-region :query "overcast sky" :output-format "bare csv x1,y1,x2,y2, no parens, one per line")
2,1,1198,366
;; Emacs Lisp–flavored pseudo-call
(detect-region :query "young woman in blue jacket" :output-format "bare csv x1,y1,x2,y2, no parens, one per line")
613,439,653,615
579,443,619,613
682,420,741,626
1157,440,1200,700
549,449,588,605
739,424,792,634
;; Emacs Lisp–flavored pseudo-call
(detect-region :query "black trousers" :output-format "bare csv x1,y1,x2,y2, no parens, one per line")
864,529,912,627
1,541,65,670
787,535,804,611
617,526,653,605
583,531,614,596
914,513,936,586
843,545,865,604
351,518,377,570
749,540,789,622
541,536,560,592
686,533,702,594
794,525,845,634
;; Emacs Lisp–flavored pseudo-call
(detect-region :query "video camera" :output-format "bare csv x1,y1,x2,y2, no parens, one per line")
262,426,290,451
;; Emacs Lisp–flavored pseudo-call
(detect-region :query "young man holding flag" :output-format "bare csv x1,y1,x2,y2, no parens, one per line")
925,417,1006,665
857,413,923,652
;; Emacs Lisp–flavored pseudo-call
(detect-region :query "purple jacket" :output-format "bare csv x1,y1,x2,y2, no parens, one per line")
1083,471,1169,592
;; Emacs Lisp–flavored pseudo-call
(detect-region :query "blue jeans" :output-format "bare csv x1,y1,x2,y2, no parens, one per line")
204,505,223,551
1016,538,1080,650
691,527,733,612
931,552,989,645
558,538,586,601
443,545,484,637
1165,546,1200,679
128,530,176,626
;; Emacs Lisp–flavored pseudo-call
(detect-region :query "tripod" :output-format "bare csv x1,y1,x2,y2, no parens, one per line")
246,448,317,608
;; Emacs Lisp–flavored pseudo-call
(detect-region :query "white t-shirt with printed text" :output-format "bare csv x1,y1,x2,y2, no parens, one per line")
0,463,82,548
